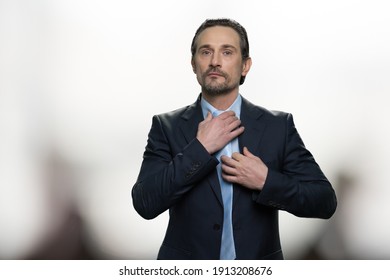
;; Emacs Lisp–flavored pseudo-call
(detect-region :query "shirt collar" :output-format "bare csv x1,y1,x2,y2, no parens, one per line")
200,94,242,119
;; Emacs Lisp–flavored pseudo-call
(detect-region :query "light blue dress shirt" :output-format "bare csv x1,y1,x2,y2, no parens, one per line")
200,94,242,260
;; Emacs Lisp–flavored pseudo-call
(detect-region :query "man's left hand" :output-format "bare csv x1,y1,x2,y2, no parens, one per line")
221,147,268,191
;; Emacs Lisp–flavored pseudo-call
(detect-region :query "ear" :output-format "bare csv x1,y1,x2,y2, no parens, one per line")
241,57,252,76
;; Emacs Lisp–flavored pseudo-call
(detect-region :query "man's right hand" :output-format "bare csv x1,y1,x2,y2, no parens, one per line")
196,111,244,154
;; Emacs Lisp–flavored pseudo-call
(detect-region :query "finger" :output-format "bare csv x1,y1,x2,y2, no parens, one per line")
222,173,238,184
243,147,257,158
218,110,236,119
220,155,237,167
224,115,239,125
231,152,244,161
205,111,213,120
221,163,237,175
243,147,255,158
229,125,245,138
224,120,242,135
244,147,264,164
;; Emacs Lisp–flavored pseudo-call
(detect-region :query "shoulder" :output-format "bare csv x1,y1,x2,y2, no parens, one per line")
150,98,201,130
155,102,198,123
241,96,292,121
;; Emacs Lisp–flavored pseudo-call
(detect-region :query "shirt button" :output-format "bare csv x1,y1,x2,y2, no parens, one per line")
213,224,221,231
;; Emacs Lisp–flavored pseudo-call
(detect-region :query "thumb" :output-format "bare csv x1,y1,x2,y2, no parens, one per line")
243,147,255,158
206,111,213,120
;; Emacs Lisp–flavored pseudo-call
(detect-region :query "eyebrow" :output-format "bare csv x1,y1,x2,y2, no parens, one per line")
198,44,238,51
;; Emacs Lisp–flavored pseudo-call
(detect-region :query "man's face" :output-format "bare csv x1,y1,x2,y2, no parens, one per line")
192,26,251,96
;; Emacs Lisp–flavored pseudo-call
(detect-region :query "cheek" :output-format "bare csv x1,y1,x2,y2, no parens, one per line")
228,66,243,81
194,67,202,79
194,58,210,72
195,65,208,80
225,61,243,76
193,67,204,83
192,63,201,74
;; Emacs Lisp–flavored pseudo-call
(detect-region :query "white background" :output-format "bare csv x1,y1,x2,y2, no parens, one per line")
1,0,390,259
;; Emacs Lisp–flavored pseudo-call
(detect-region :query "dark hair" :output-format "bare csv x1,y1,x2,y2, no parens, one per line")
191,18,250,85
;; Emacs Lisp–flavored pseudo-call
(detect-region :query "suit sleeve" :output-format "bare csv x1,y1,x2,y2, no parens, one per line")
132,115,219,219
252,113,337,219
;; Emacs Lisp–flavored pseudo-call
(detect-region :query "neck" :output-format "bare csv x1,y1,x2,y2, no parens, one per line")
201,91,239,111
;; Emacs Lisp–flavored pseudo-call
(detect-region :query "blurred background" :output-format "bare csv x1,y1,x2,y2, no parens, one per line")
1,0,389,260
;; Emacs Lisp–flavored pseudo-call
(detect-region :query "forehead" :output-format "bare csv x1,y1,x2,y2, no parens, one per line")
196,26,240,49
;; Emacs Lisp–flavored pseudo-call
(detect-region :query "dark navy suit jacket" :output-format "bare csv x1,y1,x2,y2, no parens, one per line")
132,95,337,260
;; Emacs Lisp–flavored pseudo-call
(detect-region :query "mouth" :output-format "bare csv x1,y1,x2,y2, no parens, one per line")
207,71,225,78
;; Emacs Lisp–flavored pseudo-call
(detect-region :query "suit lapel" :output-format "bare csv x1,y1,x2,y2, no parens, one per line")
234,97,267,208
238,97,267,154
179,97,203,144
178,96,224,207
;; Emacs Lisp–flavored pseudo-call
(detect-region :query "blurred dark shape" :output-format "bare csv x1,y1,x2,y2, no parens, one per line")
24,150,95,260
25,208,94,260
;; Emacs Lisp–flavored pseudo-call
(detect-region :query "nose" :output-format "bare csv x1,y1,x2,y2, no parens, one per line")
210,53,221,68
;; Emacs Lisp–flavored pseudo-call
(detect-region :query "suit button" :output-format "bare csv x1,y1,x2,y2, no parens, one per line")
213,224,221,231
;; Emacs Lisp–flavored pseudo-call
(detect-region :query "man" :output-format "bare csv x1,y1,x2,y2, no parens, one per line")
132,18,337,260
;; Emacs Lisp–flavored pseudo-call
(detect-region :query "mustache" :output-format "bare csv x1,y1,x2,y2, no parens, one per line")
204,68,228,78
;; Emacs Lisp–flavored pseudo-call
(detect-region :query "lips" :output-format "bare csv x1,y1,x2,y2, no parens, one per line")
208,73,223,77
207,70,225,77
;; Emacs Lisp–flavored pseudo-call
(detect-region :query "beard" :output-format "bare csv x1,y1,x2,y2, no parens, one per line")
200,68,239,96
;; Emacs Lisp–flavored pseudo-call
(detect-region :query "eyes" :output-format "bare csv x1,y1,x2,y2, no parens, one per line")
199,49,234,56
